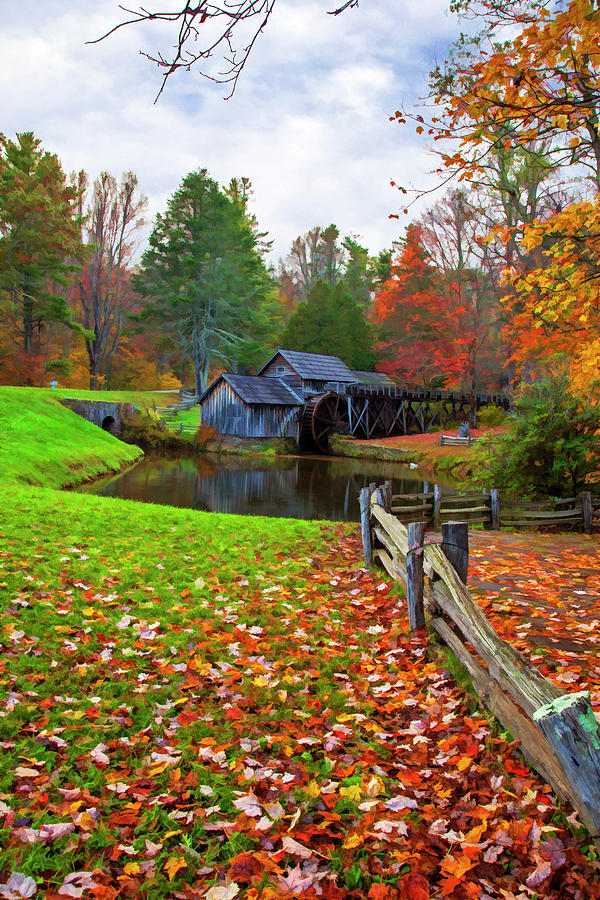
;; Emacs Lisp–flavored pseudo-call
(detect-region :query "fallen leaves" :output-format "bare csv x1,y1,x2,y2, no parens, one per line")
1,497,600,898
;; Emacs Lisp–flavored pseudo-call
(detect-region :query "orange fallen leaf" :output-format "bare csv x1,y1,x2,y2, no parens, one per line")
164,856,187,881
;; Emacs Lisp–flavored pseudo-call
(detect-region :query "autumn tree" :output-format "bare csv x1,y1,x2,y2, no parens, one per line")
278,226,388,315
419,189,506,397
279,225,346,301
135,169,277,396
401,0,600,381
0,132,85,374
372,224,446,387
76,171,147,389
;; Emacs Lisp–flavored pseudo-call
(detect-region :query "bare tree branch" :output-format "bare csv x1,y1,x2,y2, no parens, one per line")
89,1,359,100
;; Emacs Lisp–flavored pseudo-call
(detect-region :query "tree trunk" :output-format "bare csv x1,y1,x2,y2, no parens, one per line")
22,296,34,355
194,362,203,399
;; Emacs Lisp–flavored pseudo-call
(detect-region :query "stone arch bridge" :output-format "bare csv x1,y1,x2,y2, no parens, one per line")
59,399,137,435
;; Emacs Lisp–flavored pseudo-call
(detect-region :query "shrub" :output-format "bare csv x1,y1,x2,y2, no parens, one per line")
193,424,216,448
476,404,508,428
121,412,193,452
481,376,600,498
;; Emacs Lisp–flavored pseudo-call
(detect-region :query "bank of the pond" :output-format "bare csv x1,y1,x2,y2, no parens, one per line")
331,428,505,487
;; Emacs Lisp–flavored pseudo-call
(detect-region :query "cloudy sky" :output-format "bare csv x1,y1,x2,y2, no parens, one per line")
1,0,463,265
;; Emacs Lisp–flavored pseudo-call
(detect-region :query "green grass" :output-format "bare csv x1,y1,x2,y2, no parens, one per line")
0,387,142,487
51,387,180,410
0,483,358,894
164,407,201,428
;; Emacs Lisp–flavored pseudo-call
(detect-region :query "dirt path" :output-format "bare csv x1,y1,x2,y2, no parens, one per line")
466,531,600,707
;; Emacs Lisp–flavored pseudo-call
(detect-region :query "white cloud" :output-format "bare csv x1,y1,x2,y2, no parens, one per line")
0,0,465,262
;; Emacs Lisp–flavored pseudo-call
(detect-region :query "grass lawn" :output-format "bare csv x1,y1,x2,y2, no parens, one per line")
1,390,598,897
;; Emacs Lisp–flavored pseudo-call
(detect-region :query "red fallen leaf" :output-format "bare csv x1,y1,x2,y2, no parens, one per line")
368,885,399,899
504,759,530,776
438,876,460,898
398,874,429,899
228,852,265,882
225,707,243,721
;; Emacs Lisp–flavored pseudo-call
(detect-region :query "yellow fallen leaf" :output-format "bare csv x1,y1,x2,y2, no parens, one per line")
343,832,365,849
304,780,320,799
163,829,183,840
340,784,362,802
457,756,473,772
123,862,140,876
252,676,269,687
277,689,288,702
363,775,384,797
76,811,96,832
164,856,187,881
463,821,488,845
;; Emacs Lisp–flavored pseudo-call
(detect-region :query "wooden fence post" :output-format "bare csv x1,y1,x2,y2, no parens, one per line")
490,489,500,530
441,521,469,584
433,484,443,529
423,480,430,495
533,691,600,843
581,491,593,534
383,480,393,513
359,487,372,567
406,522,426,632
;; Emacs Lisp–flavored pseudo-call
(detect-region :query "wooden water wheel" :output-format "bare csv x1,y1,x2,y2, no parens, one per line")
299,393,350,453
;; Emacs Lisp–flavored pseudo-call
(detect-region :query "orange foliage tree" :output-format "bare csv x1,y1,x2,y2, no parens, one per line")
397,0,600,383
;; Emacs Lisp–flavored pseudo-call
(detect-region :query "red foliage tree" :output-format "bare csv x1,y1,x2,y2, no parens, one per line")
372,220,502,418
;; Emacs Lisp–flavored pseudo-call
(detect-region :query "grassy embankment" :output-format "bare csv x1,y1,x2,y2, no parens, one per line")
0,387,144,487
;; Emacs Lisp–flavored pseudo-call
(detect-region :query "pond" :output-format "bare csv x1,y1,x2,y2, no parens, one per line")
79,453,458,522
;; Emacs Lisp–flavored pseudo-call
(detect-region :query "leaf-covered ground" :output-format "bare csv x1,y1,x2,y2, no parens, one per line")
469,531,600,705
1,486,599,899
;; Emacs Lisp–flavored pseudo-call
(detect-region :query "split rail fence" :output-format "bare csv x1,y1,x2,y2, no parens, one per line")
359,482,600,846
438,433,476,447
392,483,598,533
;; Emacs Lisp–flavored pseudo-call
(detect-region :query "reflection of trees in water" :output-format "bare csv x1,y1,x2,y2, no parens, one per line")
85,453,456,521
193,464,299,516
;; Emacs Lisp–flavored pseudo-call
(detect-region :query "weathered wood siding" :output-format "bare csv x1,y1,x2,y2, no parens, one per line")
303,379,329,396
200,380,299,439
260,355,304,395
260,353,295,378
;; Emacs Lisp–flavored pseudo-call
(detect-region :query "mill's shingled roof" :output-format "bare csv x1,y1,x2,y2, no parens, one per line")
351,370,395,386
257,349,356,382
201,374,302,406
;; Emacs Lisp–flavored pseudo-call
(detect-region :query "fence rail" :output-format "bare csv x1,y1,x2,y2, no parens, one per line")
388,484,596,533
360,481,600,847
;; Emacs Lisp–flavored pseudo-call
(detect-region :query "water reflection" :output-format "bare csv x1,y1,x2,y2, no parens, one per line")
79,453,457,522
